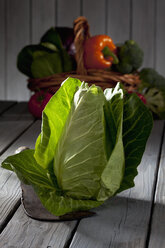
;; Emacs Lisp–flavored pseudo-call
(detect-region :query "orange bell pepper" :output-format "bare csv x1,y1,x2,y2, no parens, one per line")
84,35,118,69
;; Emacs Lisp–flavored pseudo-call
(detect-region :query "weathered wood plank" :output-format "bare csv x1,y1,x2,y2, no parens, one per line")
0,169,21,232
6,0,30,101
148,123,165,248
69,121,164,248
0,205,77,248
155,0,165,76
0,121,32,155
0,121,41,232
0,104,36,230
0,121,41,164
0,0,5,100
0,102,34,121
107,0,130,43
132,0,155,68
57,0,81,27
82,0,106,35
0,101,16,115
31,0,55,43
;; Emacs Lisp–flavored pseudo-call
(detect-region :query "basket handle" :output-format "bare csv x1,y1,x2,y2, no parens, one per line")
73,16,90,75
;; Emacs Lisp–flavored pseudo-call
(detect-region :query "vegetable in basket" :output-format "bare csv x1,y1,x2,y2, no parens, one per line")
41,27,75,56
17,27,75,79
113,40,144,74
138,68,165,119
84,35,119,69
28,90,53,119
1,78,153,216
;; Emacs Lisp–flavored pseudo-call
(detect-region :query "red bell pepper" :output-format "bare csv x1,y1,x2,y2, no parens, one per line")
83,35,118,69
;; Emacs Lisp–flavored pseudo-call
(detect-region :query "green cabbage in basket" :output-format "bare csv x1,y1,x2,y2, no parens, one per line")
1,78,153,216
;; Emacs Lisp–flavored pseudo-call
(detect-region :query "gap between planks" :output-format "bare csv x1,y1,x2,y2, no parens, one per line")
0,101,17,115
0,199,21,234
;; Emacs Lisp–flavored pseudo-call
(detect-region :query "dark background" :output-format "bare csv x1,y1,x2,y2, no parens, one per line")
0,0,164,101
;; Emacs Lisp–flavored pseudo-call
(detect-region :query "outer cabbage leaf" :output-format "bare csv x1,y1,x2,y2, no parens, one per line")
1,149,102,216
34,186,103,216
1,150,54,188
53,83,108,200
117,92,153,192
34,77,82,169
99,83,125,200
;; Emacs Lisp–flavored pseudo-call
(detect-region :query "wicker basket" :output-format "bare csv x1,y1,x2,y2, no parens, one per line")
28,16,141,94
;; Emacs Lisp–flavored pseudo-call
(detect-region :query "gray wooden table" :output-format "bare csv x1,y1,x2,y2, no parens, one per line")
0,101,165,248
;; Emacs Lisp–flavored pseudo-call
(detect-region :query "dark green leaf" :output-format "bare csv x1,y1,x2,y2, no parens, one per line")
31,52,63,78
1,149,54,188
60,49,74,72
17,44,55,77
40,27,63,50
117,92,153,192
100,83,125,200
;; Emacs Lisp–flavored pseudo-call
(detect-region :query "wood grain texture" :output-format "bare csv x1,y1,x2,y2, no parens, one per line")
0,101,16,115
0,0,5,100
0,102,34,121
57,0,81,27
0,121,41,164
155,0,165,76
107,0,130,43
69,121,164,248
0,205,77,248
0,103,35,230
132,0,155,68
148,123,165,248
31,0,55,43
6,0,30,101
0,121,41,232
0,121,32,155
82,0,106,35
0,170,21,232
